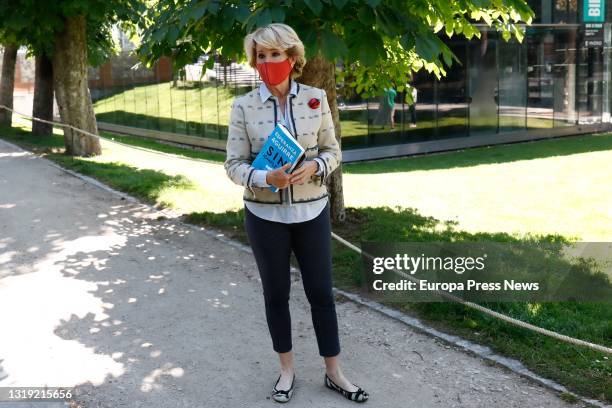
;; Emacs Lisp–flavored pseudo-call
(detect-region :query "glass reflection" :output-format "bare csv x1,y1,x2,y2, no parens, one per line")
498,34,527,131
468,29,499,135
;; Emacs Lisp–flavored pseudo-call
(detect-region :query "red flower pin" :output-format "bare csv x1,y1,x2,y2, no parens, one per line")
308,98,320,109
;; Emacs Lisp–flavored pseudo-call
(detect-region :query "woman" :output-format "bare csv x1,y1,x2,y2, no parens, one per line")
224,23,369,404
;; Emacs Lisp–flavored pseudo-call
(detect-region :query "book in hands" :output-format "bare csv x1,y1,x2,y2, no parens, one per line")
251,123,306,193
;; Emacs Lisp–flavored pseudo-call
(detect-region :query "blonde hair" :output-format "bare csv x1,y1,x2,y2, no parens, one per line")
244,23,306,79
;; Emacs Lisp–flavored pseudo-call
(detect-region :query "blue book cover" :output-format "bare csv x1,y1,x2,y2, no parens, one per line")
252,123,306,193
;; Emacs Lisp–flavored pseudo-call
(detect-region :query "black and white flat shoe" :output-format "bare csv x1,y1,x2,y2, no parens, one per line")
324,373,369,402
272,373,295,403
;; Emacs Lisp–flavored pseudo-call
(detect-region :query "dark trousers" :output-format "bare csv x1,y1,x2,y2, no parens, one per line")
409,104,417,124
244,201,340,357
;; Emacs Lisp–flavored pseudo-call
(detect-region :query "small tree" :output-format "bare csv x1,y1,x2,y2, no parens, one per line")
138,0,534,222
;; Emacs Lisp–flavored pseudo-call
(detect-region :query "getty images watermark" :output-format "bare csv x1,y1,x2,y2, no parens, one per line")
371,252,540,292
360,242,612,302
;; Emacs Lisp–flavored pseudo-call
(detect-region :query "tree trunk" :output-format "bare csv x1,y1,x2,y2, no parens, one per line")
299,53,346,223
32,52,54,136
0,44,18,126
52,14,101,156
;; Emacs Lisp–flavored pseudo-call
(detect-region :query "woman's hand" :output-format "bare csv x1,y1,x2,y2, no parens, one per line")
266,163,292,189
289,161,318,185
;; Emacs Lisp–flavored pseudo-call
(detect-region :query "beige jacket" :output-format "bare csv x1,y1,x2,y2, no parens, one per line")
224,82,341,205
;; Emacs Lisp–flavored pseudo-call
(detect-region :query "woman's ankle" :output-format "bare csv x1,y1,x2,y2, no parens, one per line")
280,367,295,376
325,367,342,377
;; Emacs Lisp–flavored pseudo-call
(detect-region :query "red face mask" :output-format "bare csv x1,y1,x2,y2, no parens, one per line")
256,58,293,86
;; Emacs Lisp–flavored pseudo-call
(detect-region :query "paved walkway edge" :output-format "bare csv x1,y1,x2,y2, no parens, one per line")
1,137,608,408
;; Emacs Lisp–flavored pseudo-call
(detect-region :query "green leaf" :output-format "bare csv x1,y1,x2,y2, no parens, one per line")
189,4,207,21
376,8,402,36
471,0,490,6
415,34,442,61
510,9,520,22
256,8,272,27
302,28,319,59
442,49,452,66
167,26,179,43
270,6,285,22
333,0,348,9
481,12,492,25
455,19,464,35
304,0,323,15
433,19,444,33
399,33,415,50
180,11,191,27
245,9,259,32
234,5,251,23
365,0,381,8
513,25,525,42
357,6,375,25
209,0,220,15
221,8,234,31
462,24,477,39
152,27,167,42
321,29,348,60
357,32,383,66
445,20,454,37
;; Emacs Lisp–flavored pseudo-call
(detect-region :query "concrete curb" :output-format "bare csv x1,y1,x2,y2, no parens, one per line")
1,137,608,408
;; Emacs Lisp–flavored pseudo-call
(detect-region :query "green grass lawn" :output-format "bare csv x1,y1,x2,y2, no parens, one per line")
1,120,610,402
342,134,612,241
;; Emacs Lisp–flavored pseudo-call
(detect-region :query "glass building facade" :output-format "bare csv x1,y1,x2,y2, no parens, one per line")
340,0,612,160
87,0,612,161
